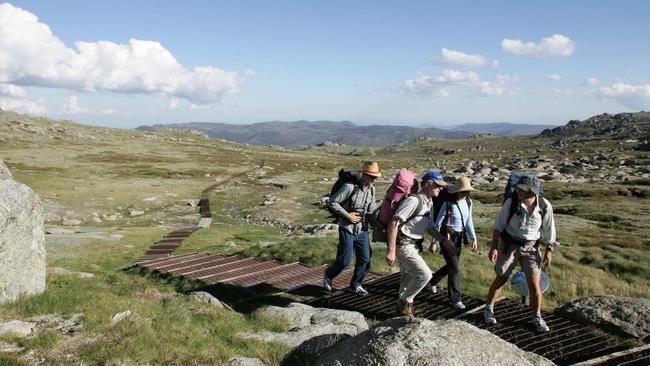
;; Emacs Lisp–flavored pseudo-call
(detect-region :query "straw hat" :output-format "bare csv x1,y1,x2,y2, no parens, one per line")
361,161,383,177
448,176,475,194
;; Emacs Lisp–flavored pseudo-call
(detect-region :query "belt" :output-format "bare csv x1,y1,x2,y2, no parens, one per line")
397,233,423,246
501,231,536,247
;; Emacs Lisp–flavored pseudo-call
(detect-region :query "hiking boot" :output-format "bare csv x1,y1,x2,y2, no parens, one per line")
348,285,369,296
323,276,332,292
428,284,438,294
451,301,466,310
483,306,497,324
396,299,414,318
532,315,550,333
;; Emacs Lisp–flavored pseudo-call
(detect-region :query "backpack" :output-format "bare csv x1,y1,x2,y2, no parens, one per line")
327,168,362,215
372,169,420,242
503,172,547,224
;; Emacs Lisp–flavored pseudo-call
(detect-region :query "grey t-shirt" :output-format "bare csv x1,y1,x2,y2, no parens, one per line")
393,193,433,240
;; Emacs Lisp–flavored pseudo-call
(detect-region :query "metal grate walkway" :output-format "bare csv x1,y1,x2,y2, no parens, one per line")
134,252,381,294
306,272,644,366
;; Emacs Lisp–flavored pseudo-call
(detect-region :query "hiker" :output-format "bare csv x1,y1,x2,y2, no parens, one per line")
324,161,382,296
483,174,558,332
428,176,478,309
386,171,454,318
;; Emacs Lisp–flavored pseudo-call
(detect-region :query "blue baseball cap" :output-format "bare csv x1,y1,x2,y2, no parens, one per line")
421,171,448,186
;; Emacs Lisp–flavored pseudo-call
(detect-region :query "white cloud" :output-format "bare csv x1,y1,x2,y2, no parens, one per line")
496,74,520,85
548,74,562,81
501,34,574,58
0,97,45,115
61,95,116,115
0,3,250,105
400,69,512,97
0,83,27,98
62,96,86,114
582,77,601,86
434,48,498,68
592,82,650,109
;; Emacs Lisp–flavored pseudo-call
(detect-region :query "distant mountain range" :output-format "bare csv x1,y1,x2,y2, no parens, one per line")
448,122,555,136
136,120,555,148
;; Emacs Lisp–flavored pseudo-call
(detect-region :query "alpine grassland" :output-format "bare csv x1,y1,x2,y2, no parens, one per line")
0,110,648,364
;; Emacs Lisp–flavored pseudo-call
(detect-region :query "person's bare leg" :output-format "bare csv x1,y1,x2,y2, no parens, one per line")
486,275,508,305
525,271,542,312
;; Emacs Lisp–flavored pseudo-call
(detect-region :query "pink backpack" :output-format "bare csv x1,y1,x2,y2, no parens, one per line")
372,169,419,242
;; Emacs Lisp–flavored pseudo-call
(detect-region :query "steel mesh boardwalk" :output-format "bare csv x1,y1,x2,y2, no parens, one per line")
307,272,644,366
134,252,381,294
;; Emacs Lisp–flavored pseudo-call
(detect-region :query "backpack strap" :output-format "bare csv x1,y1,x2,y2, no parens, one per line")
507,195,546,225
404,194,426,224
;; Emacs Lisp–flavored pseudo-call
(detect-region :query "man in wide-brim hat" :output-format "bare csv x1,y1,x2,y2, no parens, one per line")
428,176,478,309
325,161,382,296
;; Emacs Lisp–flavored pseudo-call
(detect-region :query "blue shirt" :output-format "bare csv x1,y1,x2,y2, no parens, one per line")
434,199,476,242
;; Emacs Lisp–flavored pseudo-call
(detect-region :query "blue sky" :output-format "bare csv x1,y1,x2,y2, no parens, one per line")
1,1,649,128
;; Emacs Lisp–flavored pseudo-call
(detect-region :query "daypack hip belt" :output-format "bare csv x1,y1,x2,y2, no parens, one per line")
501,230,536,247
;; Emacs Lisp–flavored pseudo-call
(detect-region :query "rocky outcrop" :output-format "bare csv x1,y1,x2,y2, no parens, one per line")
239,303,368,362
188,291,232,310
558,295,650,340
315,317,555,366
0,159,12,179
0,159,46,305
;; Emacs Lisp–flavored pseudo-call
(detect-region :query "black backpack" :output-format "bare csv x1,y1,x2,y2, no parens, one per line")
503,172,547,223
327,168,362,215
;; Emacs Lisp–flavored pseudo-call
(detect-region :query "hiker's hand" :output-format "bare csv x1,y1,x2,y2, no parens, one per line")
347,212,362,224
429,242,437,254
386,250,396,266
471,240,478,252
543,250,553,272
489,248,498,263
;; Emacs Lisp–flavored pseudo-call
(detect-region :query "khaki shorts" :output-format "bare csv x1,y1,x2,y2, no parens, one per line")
495,238,541,277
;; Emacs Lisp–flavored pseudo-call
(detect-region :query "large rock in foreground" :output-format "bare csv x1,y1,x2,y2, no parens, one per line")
558,295,650,340
0,159,46,304
316,317,555,366
239,303,368,363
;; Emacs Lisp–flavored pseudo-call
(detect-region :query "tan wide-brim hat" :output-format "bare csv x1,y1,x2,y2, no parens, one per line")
448,176,476,194
361,161,383,177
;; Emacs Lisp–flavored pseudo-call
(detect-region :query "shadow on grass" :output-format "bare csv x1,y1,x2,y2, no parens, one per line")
123,266,330,314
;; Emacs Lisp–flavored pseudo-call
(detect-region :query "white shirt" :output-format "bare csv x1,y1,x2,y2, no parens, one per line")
494,197,558,247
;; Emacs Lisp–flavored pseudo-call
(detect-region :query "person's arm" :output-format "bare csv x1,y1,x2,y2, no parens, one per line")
386,218,401,266
490,200,511,263
327,184,360,223
465,199,478,252
540,199,558,271
428,201,446,253
489,229,500,263
466,200,477,241
426,219,455,256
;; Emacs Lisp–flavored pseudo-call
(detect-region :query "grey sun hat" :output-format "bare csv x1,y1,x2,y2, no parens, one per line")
516,174,541,195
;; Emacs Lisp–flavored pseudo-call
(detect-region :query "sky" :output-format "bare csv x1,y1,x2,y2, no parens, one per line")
0,1,649,128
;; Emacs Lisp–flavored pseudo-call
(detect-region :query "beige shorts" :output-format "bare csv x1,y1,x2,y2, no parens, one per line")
494,238,541,277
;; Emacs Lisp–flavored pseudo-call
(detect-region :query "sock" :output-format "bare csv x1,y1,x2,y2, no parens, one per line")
532,309,541,318
486,304,494,312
